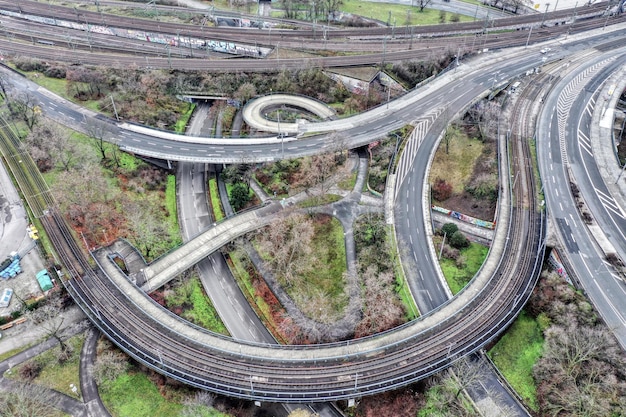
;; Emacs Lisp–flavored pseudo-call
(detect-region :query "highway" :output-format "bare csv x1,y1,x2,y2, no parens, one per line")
0,0,624,406
26,27,572,403
537,49,626,348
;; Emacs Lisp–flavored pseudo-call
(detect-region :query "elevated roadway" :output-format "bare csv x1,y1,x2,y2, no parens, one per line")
2,6,624,405
537,49,626,348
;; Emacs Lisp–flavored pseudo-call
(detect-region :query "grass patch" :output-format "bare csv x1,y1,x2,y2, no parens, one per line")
527,137,545,209
100,371,184,417
297,193,342,208
430,128,484,194
489,310,543,411
228,250,285,339
9,334,85,399
0,344,34,362
439,242,489,294
308,216,347,307
389,227,419,320
165,175,179,238
22,72,102,112
208,176,225,221
338,170,357,191
181,278,229,335
341,0,474,25
174,103,196,133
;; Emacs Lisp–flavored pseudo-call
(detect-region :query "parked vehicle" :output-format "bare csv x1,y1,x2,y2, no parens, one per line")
0,288,13,308
0,253,21,280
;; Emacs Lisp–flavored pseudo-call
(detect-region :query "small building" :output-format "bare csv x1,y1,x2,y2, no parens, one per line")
36,269,53,292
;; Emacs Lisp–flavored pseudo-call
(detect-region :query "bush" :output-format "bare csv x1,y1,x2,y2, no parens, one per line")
432,178,453,201
19,360,42,381
449,231,470,249
229,182,251,212
441,223,458,237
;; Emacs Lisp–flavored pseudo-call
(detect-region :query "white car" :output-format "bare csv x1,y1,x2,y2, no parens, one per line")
0,288,13,308
540,47,552,54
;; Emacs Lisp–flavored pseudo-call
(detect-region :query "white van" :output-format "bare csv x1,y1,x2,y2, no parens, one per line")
0,288,13,308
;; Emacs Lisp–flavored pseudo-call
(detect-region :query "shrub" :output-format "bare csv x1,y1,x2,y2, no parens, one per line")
19,360,42,381
432,178,453,201
441,223,458,237
449,231,470,249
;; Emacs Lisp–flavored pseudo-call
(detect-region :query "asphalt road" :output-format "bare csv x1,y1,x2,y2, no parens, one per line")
537,49,626,348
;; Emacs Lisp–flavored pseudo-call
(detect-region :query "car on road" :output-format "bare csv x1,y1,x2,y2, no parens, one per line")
540,47,552,54
0,288,13,308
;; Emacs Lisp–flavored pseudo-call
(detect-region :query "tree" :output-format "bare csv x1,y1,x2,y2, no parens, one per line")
295,153,337,196
126,199,171,260
256,212,314,284
441,223,458,237
0,381,60,417
85,118,114,161
417,0,433,12
24,295,73,361
466,100,501,142
234,82,257,105
229,182,251,211
449,230,470,249
90,340,129,385
181,390,217,417
8,91,40,130
355,265,405,337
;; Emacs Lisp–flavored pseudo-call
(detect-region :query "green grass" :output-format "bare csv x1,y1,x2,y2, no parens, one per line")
489,310,543,411
297,193,342,208
341,0,474,25
440,242,489,294
0,344,34,362
298,216,347,316
180,278,229,335
10,335,85,399
527,138,545,209
174,103,196,133
430,128,485,194
165,175,180,240
338,171,357,191
208,176,225,221
100,372,184,417
22,72,102,112
389,227,419,320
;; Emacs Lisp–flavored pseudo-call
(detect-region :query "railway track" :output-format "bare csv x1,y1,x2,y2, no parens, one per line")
2,86,546,402
0,0,623,67
0,0,549,401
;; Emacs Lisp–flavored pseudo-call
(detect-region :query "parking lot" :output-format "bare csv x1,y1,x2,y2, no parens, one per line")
0,160,47,317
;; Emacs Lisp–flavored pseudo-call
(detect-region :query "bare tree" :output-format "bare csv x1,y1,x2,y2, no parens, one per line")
24,295,73,361
0,381,60,417
85,118,114,161
295,153,338,196
416,0,433,12
125,199,171,260
256,212,314,284
181,390,217,417
355,266,404,337
8,92,40,130
466,100,501,142
90,340,129,385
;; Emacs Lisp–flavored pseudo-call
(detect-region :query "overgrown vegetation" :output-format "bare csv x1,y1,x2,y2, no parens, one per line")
489,310,543,410
11,334,85,398
152,273,229,335
429,101,500,221
354,213,413,336
256,213,348,323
